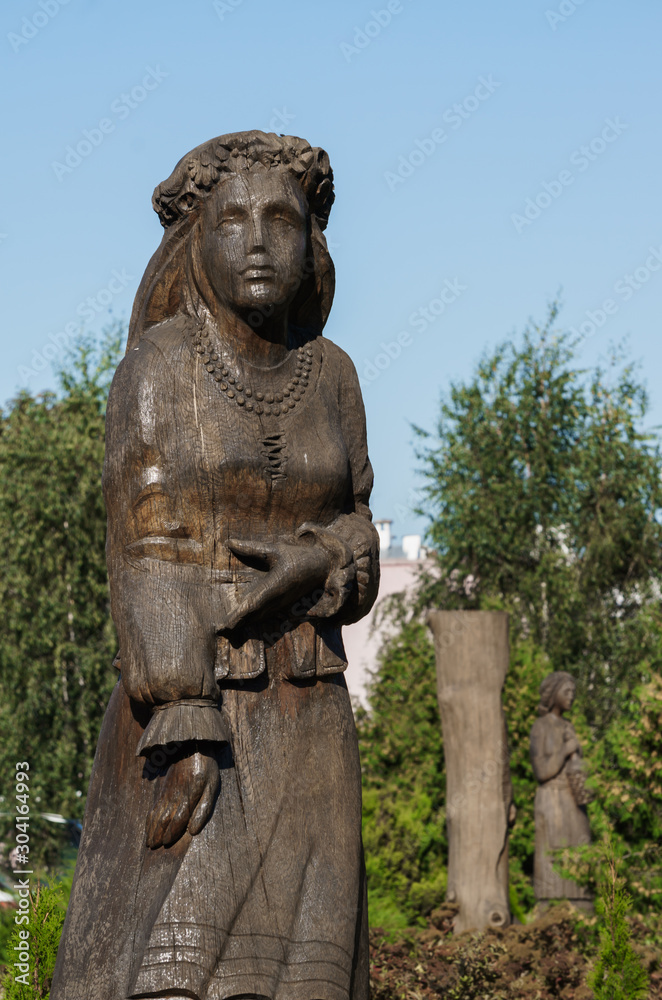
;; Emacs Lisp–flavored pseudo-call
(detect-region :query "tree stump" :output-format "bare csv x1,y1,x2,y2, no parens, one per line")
427,610,513,933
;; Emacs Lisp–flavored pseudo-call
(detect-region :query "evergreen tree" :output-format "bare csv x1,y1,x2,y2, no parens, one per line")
1,881,66,999
588,845,649,999
358,613,447,926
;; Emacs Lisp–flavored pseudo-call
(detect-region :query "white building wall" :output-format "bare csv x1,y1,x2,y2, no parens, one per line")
343,531,428,705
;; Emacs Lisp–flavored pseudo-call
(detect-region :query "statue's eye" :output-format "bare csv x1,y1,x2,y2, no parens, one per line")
218,214,242,227
272,211,302,229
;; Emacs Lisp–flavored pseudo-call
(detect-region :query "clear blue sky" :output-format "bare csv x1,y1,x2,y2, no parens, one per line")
1,0,660,542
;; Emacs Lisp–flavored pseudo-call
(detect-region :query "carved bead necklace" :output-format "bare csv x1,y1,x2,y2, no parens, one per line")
192,327,314,417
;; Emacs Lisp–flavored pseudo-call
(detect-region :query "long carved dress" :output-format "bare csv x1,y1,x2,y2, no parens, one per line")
530,713,591,902
51,317,379,1000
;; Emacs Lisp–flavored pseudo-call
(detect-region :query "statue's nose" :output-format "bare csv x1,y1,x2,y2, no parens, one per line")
247,211,266,253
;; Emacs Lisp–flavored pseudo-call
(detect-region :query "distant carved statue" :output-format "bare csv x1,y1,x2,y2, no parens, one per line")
530,671,593,908
51,131,380,1000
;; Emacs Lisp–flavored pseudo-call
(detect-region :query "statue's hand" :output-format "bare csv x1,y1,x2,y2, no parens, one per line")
564,735,580,756
221,532,341,630
146,748,220,849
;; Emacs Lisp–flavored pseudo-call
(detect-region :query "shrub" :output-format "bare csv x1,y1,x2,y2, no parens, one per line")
588,845,649,1000
1,881,66,999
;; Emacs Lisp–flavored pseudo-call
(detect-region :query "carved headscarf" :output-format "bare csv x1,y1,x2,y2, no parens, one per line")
538,671,576,715
127,131,335,352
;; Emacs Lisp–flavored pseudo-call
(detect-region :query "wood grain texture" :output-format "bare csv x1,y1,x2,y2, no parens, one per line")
51,131,378,1000
428,611,513,934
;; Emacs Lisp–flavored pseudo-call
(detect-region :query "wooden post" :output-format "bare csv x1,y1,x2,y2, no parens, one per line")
427,610,513,933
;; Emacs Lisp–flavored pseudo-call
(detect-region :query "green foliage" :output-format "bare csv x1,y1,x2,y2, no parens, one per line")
549,671,662,916
415,305,662,725
0,329,122,827
594,671,662,866
588,846,649,999
1,881,66,999
358,615,446,926
0,904,17,967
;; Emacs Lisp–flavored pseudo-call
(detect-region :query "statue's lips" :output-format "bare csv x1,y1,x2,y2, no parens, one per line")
241,266,275,279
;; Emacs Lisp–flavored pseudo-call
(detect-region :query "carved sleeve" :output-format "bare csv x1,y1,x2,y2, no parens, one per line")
307,346,380,625
103,341,229,754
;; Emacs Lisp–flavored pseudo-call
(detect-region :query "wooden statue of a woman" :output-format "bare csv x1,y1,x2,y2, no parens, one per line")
51,131,380,1000
530,671,592,910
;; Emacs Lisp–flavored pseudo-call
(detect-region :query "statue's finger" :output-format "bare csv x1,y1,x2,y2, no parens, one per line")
188,772,220,836
161,797,191,847
146,797,171,849
220,569,289,629
227,537,279,563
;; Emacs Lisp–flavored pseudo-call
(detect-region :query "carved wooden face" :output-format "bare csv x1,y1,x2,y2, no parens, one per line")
199,170,308,319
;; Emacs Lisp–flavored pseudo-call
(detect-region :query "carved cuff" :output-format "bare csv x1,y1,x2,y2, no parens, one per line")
135,699,230,756
353,550,374,609
297,523,355,618
324,513,379,610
